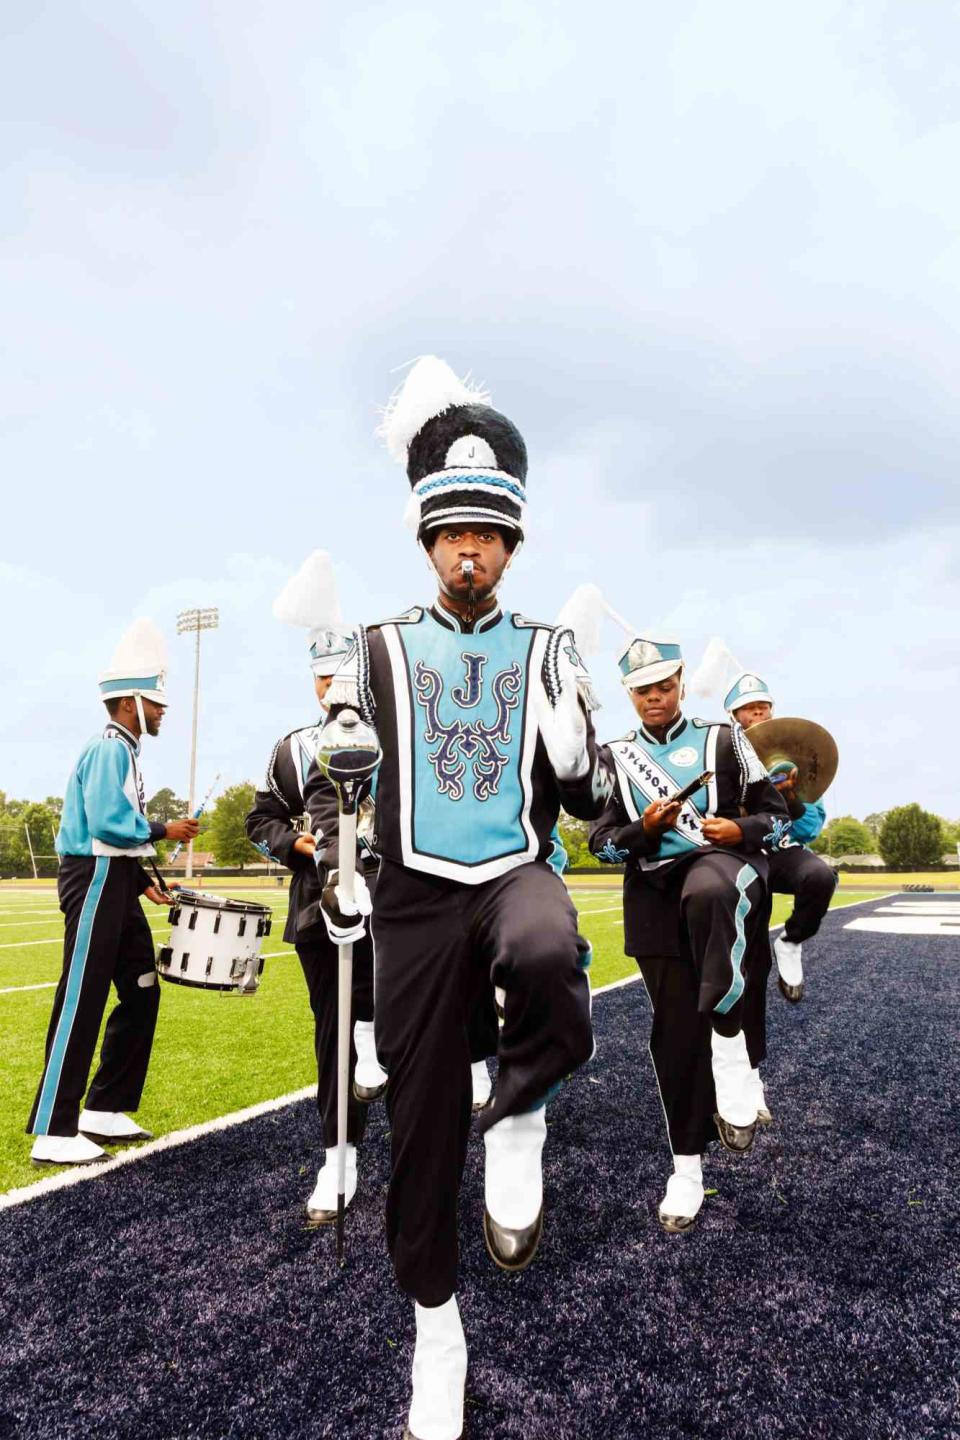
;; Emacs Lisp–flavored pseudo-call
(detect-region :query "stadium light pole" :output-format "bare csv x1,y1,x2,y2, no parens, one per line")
176,607,219,879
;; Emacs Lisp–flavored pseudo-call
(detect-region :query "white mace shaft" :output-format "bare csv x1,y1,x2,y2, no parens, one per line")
336,808,358,1217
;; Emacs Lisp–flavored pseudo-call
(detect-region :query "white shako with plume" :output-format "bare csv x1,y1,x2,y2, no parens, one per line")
98,618,168,733
379,355,528,542
272,550,354,676
689,638,776,716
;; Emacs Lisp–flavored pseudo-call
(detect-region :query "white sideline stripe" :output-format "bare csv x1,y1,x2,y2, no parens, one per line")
0,892,895,1206
575,906,622,918
0,1086,316,1211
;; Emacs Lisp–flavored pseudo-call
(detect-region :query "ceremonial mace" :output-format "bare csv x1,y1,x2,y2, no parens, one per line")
168,772,222,865
315,708,382,1263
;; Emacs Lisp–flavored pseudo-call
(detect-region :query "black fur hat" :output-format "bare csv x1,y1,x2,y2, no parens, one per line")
379,357,527,541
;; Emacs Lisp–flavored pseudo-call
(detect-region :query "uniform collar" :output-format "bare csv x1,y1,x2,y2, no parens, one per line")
637,713,687,746
429,601,503,635
103,720,141,756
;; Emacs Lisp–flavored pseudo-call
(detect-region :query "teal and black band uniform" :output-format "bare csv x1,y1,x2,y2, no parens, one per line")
309,603,607,882
304,600,608,1308
28,723,164,1138
767,796,837,945
245,726,375,1149
57,722,166,857
589,714,790,1156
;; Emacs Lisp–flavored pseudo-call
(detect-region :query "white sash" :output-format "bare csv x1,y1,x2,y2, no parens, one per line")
609,737,709,851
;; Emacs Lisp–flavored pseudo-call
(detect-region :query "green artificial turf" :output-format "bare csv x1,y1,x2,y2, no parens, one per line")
0,885,884,1195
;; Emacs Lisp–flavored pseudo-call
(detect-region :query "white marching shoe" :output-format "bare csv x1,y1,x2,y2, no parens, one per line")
774,935,804,1002
31,1133,107,1167
750,1068,773,1125
711,1029,758,1153
471,1059,492,1113
483,1107,546,1271
78,1108,152,1142
658,1154,704,1233
305,1144,357,1226
405,1296,467,1440
353,1019,388,1102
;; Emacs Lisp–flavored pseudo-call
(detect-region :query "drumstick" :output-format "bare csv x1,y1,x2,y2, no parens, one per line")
168,772,222,864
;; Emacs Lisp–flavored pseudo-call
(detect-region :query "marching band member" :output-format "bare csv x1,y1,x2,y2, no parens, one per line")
724,672,837,1003
305,357,608,1440
590,637,789,1233
27,620,199,1166
246,552,387,1225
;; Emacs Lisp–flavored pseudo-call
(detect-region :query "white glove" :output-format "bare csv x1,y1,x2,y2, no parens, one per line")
320,869,373,946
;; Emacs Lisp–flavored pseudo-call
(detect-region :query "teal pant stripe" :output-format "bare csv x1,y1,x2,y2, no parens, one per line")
714,863,755,1016
34,857,110,1134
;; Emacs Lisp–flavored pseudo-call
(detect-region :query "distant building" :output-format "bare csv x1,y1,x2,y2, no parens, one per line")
166,850,214,870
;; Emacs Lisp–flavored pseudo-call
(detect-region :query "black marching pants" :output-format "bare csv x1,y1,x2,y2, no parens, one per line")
635,851,767,1157
768,845,837,944
372,859,594,1308
296,929,374,1150
28,856,159,1137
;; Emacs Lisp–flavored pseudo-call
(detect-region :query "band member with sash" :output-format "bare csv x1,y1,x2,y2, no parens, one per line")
590,637,789,1233
305,356,608,1440
724,672,837,1003
27,620,199,1166
246,552,387,1224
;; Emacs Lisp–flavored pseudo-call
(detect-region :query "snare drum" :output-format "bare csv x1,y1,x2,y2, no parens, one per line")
156,890,273,995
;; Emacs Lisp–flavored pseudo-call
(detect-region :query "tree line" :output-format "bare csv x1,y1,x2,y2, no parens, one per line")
1,787,957,876
558,804,960,872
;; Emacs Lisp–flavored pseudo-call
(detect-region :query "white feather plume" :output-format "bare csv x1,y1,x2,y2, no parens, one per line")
688,637,742,699
272,550,342,629
555,584,609,657
107,618,168,673
377,356,491,463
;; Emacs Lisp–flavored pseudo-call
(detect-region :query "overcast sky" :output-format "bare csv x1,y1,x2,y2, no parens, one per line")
2,1,958,822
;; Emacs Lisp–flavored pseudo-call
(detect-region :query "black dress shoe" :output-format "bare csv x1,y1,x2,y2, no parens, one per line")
778,976,804,1003
713,1113,757,1153
658,1210,698,1234
404,1424,464,1439
78,1126,152,1143
483,1206,543,1272
353,1079,387,1103
304,1203,337,1228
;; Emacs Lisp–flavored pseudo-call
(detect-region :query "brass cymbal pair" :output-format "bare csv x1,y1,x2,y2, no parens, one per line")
745,717,838,802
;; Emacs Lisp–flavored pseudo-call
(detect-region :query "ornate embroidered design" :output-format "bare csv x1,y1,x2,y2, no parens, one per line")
763,817,795,850
597,840,630,864
542,625,572,708
414,658,522,801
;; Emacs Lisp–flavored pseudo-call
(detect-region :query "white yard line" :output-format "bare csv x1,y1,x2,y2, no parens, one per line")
0,949,296,996
0,892,895,1205
0,922,61,932
575,906,623,919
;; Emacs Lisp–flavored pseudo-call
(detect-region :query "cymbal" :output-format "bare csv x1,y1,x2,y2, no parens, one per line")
745,717,838,802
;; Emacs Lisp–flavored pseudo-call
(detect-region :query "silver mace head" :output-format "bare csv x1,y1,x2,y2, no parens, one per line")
316,709,382,810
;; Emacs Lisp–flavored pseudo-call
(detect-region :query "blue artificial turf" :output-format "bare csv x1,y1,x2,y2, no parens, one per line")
1,896,958,1439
